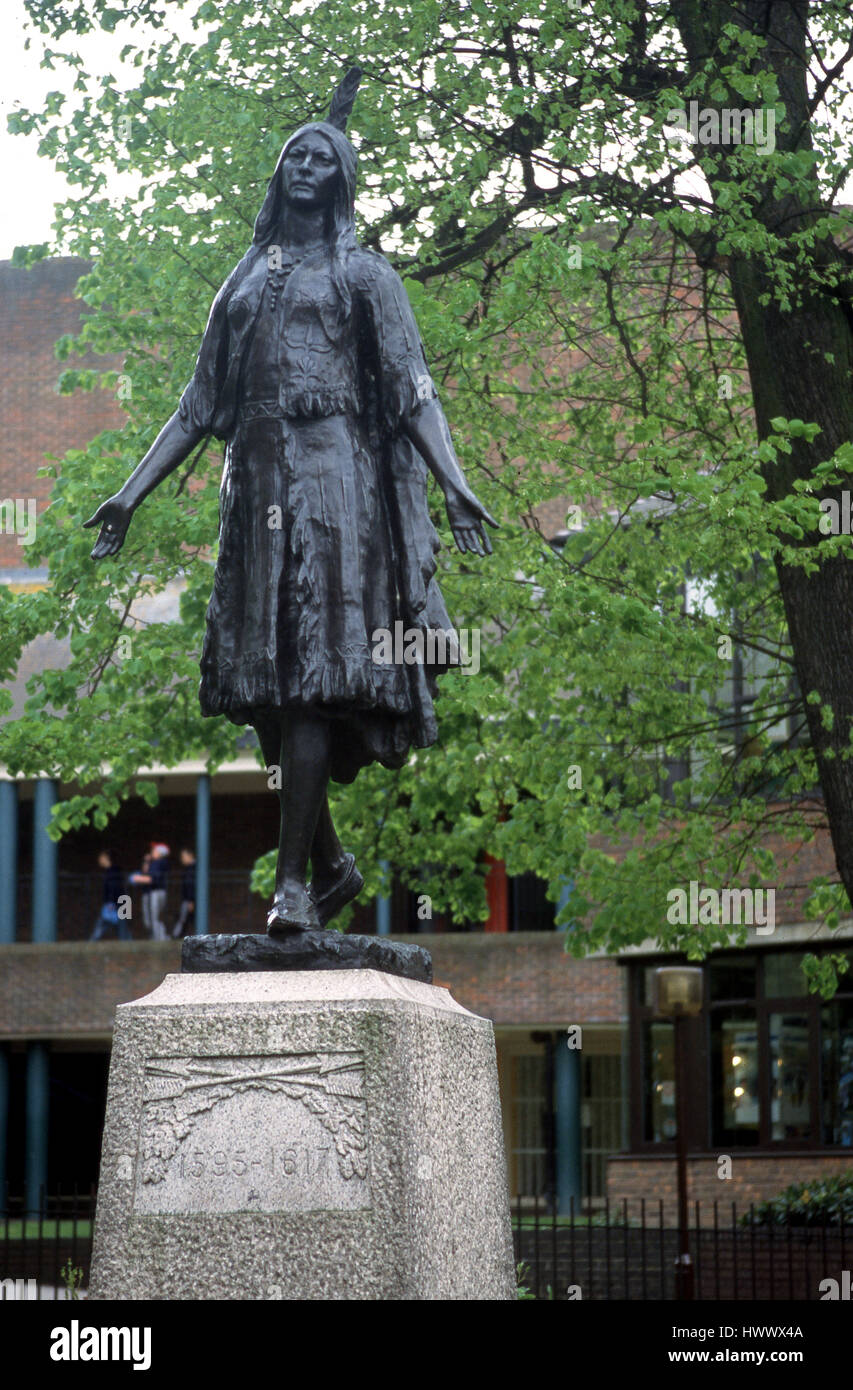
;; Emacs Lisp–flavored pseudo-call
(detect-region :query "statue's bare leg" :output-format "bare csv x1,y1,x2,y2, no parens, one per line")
252,710,324,931
310,798,346,895
252,710,280,780
264,711,331,931
254,710,343,891
308,792,364,925
252,710,362,929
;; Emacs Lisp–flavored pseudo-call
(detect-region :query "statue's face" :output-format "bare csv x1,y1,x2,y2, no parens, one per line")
281,130,340,210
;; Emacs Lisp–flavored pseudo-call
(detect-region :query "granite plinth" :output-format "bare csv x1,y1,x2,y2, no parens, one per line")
182,931,432,983
89,969,515,1300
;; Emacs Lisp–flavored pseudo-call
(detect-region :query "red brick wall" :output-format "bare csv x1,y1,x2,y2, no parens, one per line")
413,933,626,1025
0,257,122,568
0,934,625,1040
0,941,181,1039
608,1153,853,1222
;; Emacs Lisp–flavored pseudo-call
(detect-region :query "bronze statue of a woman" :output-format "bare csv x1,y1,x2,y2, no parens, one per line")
86,68,495,934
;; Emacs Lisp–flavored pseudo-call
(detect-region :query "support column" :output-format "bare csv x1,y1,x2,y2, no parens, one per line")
0,779,18,943
31,779,58,943
484,855,509,931
375,860,391,936
25,1043,49,1216
194,773,211,935
555,1037,582,1215
556,877,578,931
0,1046,8,1198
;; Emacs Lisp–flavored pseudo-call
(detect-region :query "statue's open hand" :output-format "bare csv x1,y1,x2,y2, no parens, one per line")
84,495,133,558
446,487,498,556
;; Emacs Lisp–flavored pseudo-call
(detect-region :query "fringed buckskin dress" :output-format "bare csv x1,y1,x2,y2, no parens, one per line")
178,244,456,784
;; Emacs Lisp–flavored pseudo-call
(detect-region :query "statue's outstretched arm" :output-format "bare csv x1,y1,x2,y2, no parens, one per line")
85,411,206,559
403,397,497,557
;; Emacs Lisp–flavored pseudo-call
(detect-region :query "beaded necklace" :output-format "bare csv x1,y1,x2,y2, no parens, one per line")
266,243,326,310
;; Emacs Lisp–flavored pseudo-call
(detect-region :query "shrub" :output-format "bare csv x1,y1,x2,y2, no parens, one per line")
742,1171,853,1227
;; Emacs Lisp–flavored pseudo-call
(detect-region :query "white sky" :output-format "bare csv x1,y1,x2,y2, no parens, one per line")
0,0,204,259
0,0,71,255
2,2,852,260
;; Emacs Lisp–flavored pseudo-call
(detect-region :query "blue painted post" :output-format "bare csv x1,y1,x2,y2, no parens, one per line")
0,1046,8,1198
194,773,211,935
25,1043,49,1217
375,859,391,936
556,877,576,930
0,780,18,943
555,1036,582,1215
31,780,58,943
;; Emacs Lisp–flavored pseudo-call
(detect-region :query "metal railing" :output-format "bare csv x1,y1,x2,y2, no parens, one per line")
3,1187,848,1301
0,1186,95,1300
512,1194,850,1300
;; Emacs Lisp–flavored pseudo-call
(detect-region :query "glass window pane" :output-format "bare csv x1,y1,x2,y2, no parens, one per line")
764,953,809,999
822,999,853,1147
711,1008,759,1145
769,1012,811,1140
833,952,853,994
511,1054,547,1195
643,1022,676,1142
641,966,660,1006
509,874,557,931
708,957,756,1002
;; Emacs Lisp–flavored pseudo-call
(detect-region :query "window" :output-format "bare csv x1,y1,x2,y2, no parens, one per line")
711,1008,759,1146
630,949,853,1151
765,952,808,998
582,1054,622,1200
768,1012,810,1141
821,998,853,1147
709,955,757,1002
509,874,557,931
511,1054,548,1194
643,1022,676,1142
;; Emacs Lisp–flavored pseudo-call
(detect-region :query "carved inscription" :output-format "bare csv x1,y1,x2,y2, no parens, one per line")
133,1053,370,1214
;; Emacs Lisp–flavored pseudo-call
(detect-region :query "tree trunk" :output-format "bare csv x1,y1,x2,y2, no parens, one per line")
730,253,853,900
677,0,853,903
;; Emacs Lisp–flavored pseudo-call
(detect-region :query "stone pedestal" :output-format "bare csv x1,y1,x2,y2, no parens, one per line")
90,969,515,1300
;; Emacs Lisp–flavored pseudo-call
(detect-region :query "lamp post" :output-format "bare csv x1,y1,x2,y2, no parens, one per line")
652,965,703,1301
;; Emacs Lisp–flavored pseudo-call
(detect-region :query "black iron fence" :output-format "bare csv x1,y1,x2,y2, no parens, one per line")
3,1188,847,1300
0,1187,95,1299
513,1194,850,1300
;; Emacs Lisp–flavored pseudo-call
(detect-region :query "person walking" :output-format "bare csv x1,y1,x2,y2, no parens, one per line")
89,850,130,941
146,842,170,940
172,847,196,938
129,844,172,939
129,850,152,935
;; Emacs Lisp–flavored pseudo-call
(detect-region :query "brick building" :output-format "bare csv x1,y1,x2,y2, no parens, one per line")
1,257,851,1222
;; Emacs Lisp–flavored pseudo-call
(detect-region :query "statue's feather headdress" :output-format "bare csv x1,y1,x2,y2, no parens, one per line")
252,65,363,247
327,66,362,132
